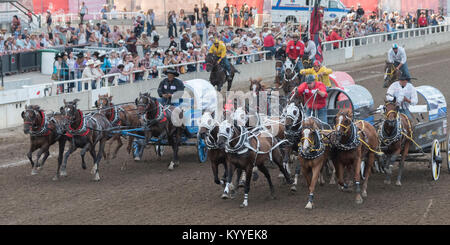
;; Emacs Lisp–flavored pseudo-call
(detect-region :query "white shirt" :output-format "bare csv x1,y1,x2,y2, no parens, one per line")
388,46,407,64
304,40,316,60
119,62,134,81
386,81,418,110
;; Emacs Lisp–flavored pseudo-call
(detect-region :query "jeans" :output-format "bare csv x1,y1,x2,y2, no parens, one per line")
264,46,276,59
306,107,327,124
394,61,411,81
220,58,231,75
147,22,152,34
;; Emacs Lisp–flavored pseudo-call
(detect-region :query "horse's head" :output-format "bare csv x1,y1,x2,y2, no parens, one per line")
299,117,320,154
284,59,295,77
383,98,399,127
249,77,264,96
384,61,399,86
205,53,218,72
217,120,233,148
135,92,155,116
334,108,353,142
61,99,80,122
232,107,248,127
95,94,112,110
198,112,218,140
284,102,302,131
21,105,41,134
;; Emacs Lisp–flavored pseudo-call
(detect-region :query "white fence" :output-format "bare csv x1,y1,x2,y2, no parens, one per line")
322,24,450,51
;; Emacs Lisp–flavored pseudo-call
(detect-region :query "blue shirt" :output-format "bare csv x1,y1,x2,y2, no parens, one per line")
196,22,205,35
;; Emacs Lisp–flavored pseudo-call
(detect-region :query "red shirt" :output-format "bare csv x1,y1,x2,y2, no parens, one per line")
286,40,304,60
263,34,275,47
329,31,343,48
418,16,428,27
297,81,328,110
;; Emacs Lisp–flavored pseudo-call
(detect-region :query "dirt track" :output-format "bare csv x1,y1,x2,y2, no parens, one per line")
2,43,450,225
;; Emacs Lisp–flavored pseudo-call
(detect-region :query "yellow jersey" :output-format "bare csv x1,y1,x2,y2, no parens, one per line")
209,41,227,61
300,66,333,87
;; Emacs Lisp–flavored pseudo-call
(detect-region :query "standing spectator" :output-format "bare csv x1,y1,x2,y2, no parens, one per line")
79,2,88,24
179,17,188,34
126,32,138,54
101,4,108,20
356,4,365,20
418,12,428,27
430,14,438,26
194,4,200,21
146,9,155,34
251,7,258,26
136,32,151,54
329,26,343,49
232,5,238,27
202,4,209,27
170,11,178,38
111,6,118,19
168,35,178,50
107,64,125,84
239,5,245,27
263,30,275,59
46,10,52,33
223,4,230,26
179,9,186,21
215,3,221,26
196,18,205,42
180,32,190,51
134,16,144,37
11,15,21,36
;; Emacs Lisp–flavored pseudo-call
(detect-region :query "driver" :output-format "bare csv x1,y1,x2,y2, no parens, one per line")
295,75,328,123
157,68,185,106
388,43,411,82
386,74,418,120
209,38,232,80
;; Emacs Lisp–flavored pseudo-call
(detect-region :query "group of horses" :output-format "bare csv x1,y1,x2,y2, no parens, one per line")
196,78,414,209
21,93,190,181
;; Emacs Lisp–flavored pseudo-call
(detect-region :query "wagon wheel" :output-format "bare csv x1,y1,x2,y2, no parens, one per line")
447,134,450,173
155,145,165,157
196,135,208,163
431,139,442,181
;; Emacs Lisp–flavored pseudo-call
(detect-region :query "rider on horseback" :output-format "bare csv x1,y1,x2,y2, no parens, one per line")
209,38,232,81
157,68,185,106
286,33,304,73
300,60,333,87
386,74,418,120
388,43,411,82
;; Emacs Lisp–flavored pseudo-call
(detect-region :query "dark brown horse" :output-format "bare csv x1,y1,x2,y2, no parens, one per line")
384,61,401,88
298,117,329,209
95,94,140,167
217,120,293,208
274,59,284,86
135,93,184,170
60,99,112,181
21,105,67,177
379,100,412,186
279,59,301,97
332,108,380,204
205,53,238,92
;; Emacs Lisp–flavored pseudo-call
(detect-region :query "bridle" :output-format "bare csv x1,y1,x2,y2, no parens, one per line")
298,122,325,159
333,113,361,151
23,108,51,136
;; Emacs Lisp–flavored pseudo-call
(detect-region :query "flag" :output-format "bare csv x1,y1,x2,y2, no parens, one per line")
309,0,323,63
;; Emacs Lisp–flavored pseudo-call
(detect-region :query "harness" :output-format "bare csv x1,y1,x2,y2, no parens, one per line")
299,128,325,160
108,105,125,126
378,112,403,147
141,99,167,127
65,110,91,138
334,121,361,151
26,110,52,137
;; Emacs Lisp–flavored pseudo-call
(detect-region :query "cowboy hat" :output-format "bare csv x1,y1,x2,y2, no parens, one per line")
94,60,103,66
164,68,179,77
86,59,95,66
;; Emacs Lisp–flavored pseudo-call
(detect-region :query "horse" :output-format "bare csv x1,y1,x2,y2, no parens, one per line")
279,59,301,97
135,93,184,170
217,116,293,208
384,61,401,88
205,53,239,92
378,100,413,186
298,117,330,209
95,94,141,167
60,99,112,181
274,59,284,86
21,105,67,177
331,108,380,204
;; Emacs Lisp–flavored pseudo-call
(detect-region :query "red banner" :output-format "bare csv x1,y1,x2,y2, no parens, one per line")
32,0,69,13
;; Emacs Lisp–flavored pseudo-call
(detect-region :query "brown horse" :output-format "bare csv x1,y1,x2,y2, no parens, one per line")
279,59,301,97
332,108,379,204
274,60,284,86
384,61,401,88
135,93,184,170
379,101,412,186
95,94,140,167
60,99,112,181
21,105,67,177
205,53,239,92
298,117,329,209
217,120,293,208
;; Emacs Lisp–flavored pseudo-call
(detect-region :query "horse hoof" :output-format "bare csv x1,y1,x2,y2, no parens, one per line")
355,196,364,205
252,172,259,182
305,202,313,209
134,157,141,162
329,179,336,185
395,180,402,186
168,162,175,171
31,169,39,176
384,180,391,185
278,173,284,179
238,180,245,188
37,166,43,171
290,185,297,192
174,161,180,167
60,170,67,177
362,190,368,198
240,203,248,208
220,180,225,187
93,174,100,182
230,191,237,200
52,176,59,181
221,193,230,200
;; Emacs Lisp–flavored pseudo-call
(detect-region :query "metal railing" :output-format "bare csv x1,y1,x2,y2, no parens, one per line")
21,50,270,97
322,24,450,51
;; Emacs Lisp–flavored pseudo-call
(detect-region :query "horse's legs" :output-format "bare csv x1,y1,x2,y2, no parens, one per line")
211,159,221,185
240,166,253,208
37,150,50,170
53,138,66,181
61,143,77,177
32,144,48,175
273,147,293,185
80,143,91,171
336,162,349,191
353,157,363,204
291,157,302,192
328,159,337,185
92,139,106,181
397,141,410,186
301,162,312,188
112,136,123,159
222,161,235,199
384,153,398,185
168,130,181,171
257,164,275,199
279,145,291,179
362,153,375,198
305,162,322,209
27,144,39,169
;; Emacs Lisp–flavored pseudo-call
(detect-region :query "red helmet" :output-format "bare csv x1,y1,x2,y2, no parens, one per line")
313,60,321,67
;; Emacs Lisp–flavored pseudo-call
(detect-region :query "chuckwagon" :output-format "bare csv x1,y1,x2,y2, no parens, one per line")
113,79,218,163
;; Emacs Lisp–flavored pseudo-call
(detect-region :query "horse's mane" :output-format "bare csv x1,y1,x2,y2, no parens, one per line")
337,108,353,119
28,105,41,111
